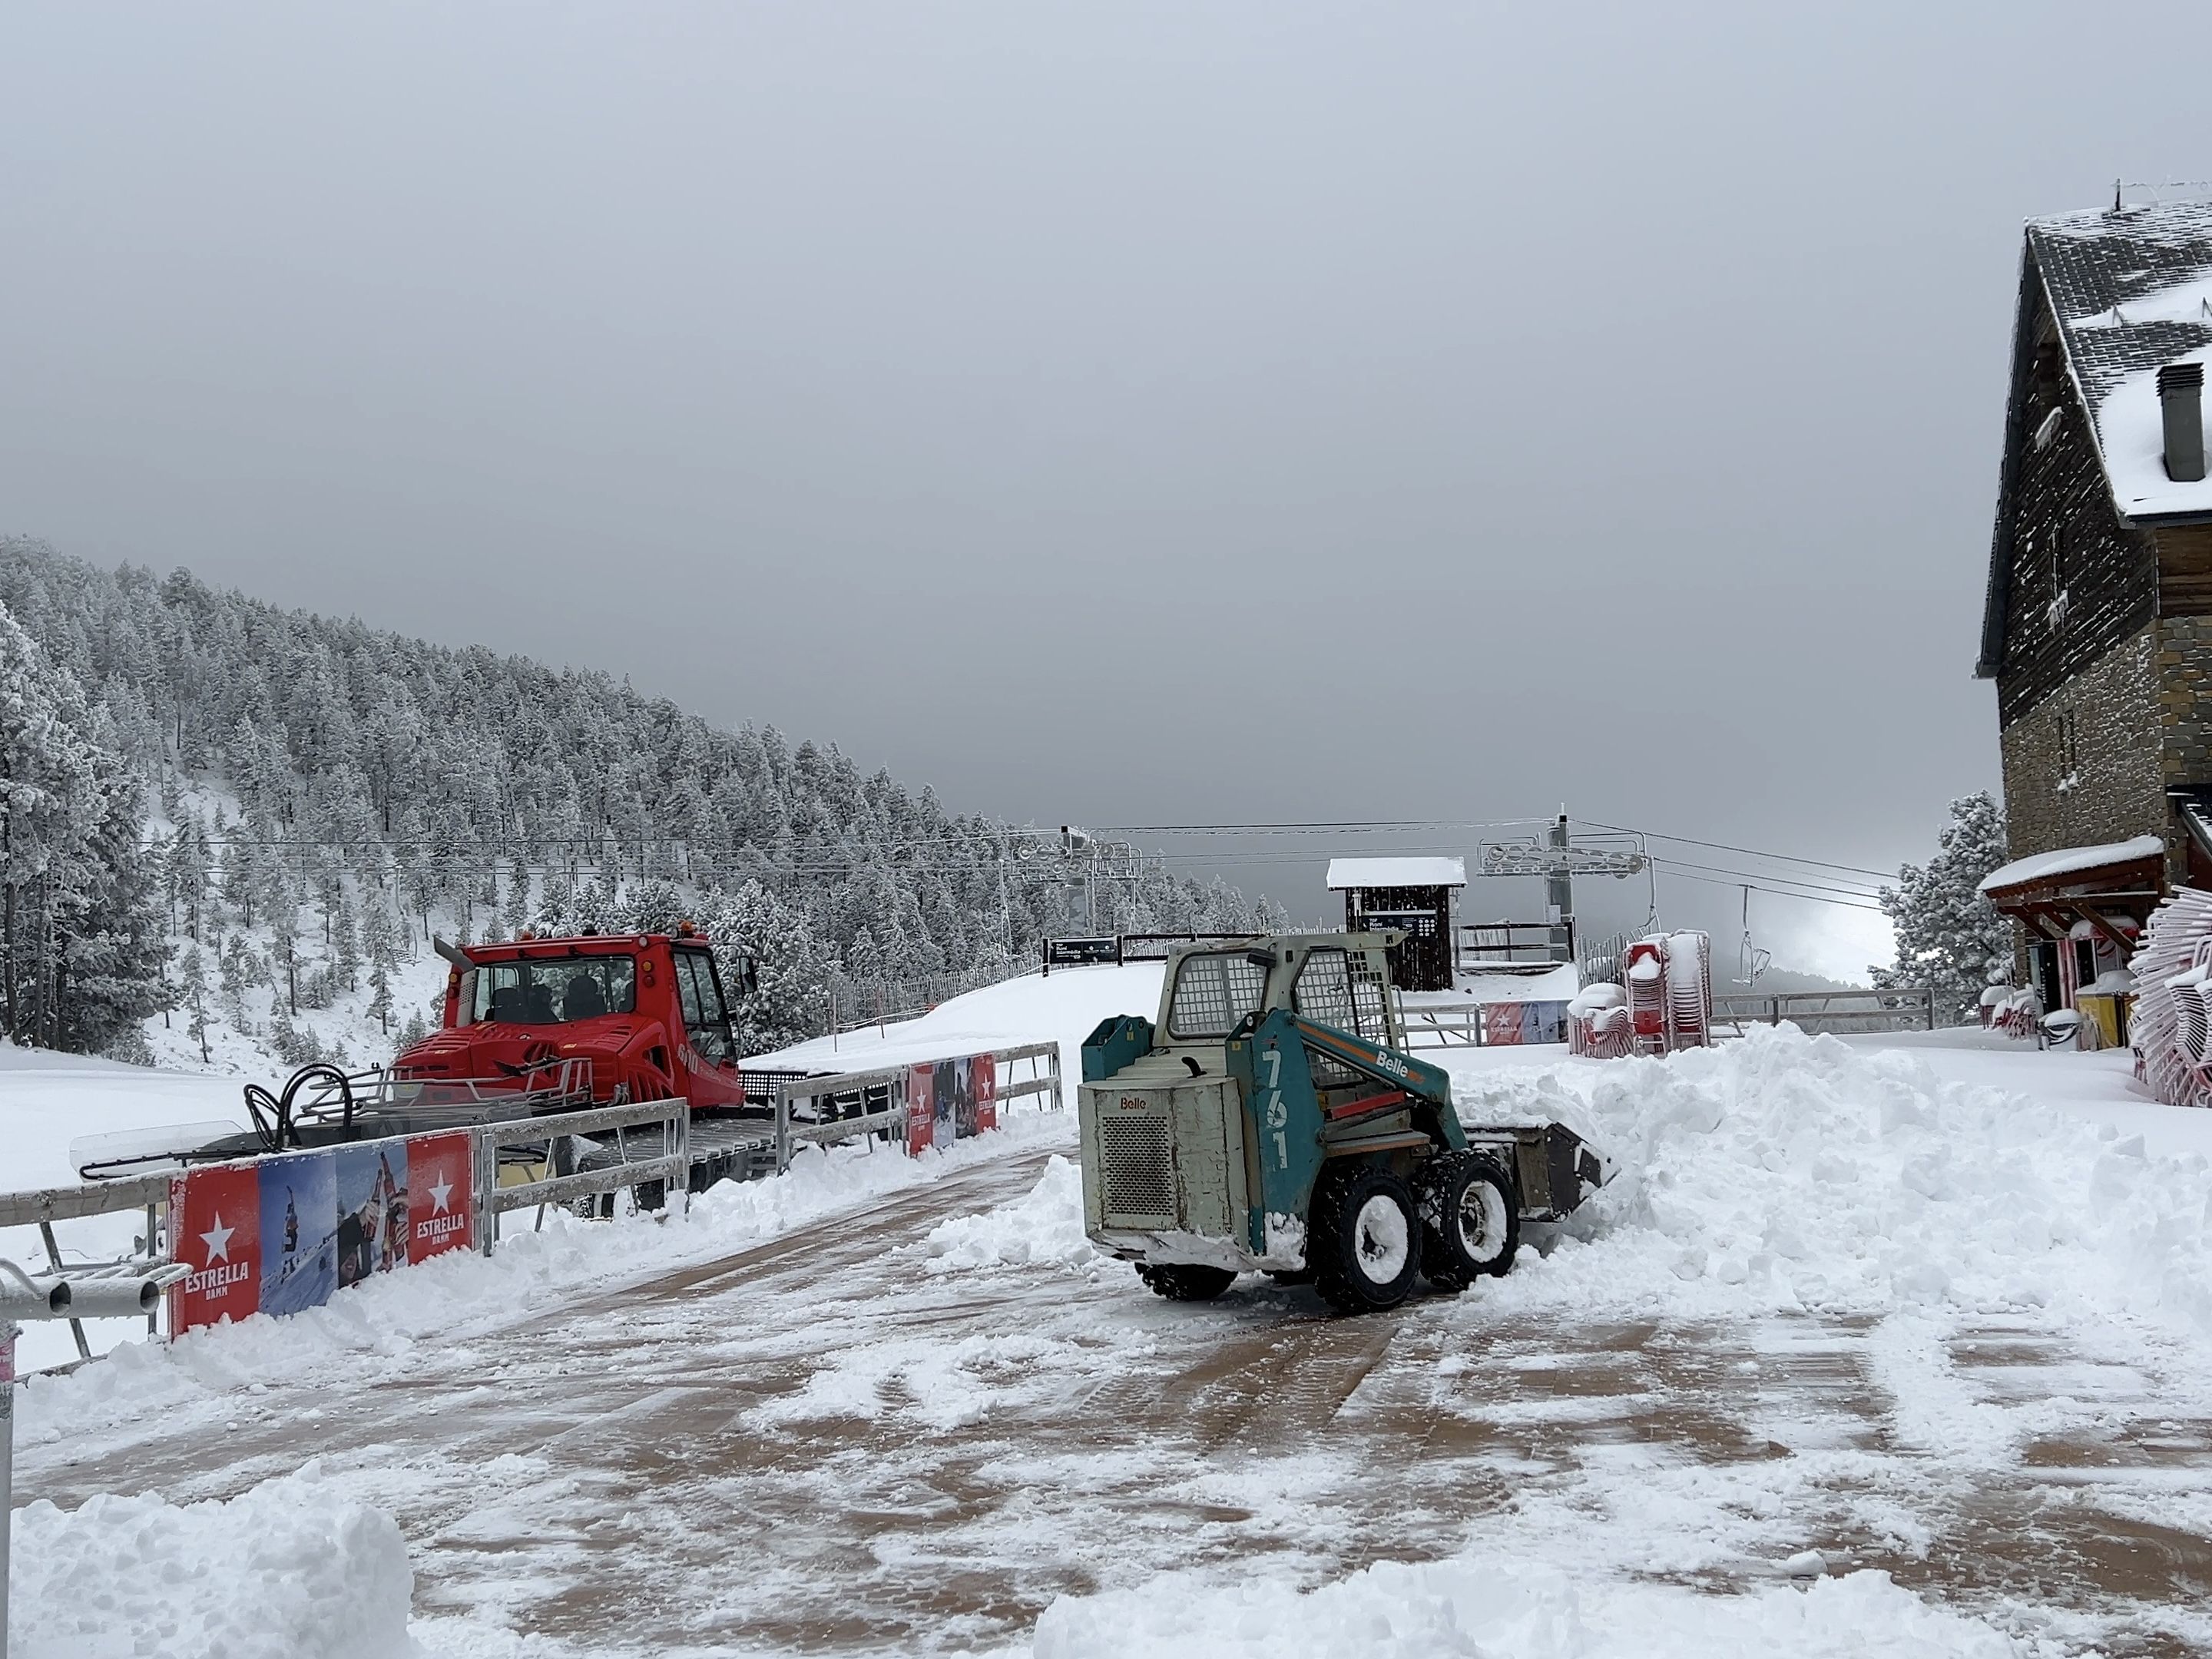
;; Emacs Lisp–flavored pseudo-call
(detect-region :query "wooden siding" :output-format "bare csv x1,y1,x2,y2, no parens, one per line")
2156,524,2212,614
1995,293,2159,729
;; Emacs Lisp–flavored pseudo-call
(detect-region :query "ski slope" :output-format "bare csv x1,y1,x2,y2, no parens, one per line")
8,973,2212,1655
747,959,1166,1084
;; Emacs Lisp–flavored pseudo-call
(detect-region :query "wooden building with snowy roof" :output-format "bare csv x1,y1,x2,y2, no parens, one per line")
1975,197,2212,1005
1324,856,1465,992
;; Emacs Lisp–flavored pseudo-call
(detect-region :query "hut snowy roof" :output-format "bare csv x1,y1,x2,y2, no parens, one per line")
1325,857,1466,890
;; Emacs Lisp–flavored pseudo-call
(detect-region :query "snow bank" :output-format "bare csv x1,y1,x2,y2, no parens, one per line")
12,1471,417,1659
1033,1559,2025,1659
889,1025,2212,1353
1474,1025,2212,1337
910,1154,1104,1276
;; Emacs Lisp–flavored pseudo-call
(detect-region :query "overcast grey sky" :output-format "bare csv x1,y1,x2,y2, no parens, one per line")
5,2,2208,976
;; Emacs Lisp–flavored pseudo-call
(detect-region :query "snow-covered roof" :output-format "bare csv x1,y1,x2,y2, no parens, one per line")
1326,856,1465,890
1462,961,1579,1003
1399,961,1580,1005
1978,834,2164,894
1979,200,2212,677
2028,204,2212,520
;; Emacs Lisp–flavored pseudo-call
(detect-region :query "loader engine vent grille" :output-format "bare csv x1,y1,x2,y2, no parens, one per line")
1098,1114,1175,1217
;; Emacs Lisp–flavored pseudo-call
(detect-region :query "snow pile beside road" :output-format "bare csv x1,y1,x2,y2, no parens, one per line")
1033,1557,2022,1659
12,1471,417,1659
912,1155,1105,1276
1482,1024,2212,1335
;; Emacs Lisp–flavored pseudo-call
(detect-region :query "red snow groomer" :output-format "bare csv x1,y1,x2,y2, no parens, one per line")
395,926,757,1112
74,930,774,1192
168,929,764,1168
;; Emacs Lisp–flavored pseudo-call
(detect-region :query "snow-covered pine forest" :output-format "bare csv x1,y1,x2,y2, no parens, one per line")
0,539,1283,1070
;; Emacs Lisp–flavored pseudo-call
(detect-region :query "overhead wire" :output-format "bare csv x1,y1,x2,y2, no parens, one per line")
1576,817,1895,881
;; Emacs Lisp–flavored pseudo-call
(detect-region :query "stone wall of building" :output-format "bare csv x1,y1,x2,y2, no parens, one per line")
2156,615,2212,803
1998,621,2167,868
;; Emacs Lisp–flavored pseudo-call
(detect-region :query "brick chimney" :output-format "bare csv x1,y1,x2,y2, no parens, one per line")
2159,361,2206,482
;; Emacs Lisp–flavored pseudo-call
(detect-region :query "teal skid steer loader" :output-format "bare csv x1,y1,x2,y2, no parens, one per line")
1078,934,1612,1314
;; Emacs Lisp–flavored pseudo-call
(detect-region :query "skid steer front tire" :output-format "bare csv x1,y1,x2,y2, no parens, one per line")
1417,1151,1519,1291
1137,1263,1237,1302
1309,1164,1423,1314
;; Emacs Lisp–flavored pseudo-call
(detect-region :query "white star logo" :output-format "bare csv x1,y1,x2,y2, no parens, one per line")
428,1176,452,1215
200,1214,236,1264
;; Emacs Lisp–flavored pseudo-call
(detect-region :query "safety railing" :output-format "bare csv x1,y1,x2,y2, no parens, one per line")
771,1041,1063,1169
1710,987,1936,1035
1042,933,1259,972
2,1045,1060,1373
1455,921,1571,971
0,1176,172,1360
473,1098,692,1253
1400,1007,1486,1048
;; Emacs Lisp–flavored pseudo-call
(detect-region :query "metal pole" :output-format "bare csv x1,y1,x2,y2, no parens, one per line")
475,1128,496,1258
2,1321,15,1659
144,1202,160,1337
1547,812,1575,964
676,1104,690,1218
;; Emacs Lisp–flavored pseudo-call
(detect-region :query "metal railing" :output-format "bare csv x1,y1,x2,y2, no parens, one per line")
473,1098,692,1252
1400,1007,1487,1048
1042,933,1259,972
0,1042,1064,1371
771,1041,1064,1170
1711,987,1936,1035
243,1058,598,1153
0,1177,171,1360
1456,921,1572,969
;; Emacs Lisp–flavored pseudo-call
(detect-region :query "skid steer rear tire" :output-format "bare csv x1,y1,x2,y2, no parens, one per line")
1416,1151,1519,1291
1137,1263,1237,1302
1309,1164,1423,1314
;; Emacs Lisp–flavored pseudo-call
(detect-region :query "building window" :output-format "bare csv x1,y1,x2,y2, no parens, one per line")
2048,525,2071,628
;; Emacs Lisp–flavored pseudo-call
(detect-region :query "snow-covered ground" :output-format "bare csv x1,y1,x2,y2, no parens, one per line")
1,1038,250,1373
8,969,2212,1657
747,959,1165,1088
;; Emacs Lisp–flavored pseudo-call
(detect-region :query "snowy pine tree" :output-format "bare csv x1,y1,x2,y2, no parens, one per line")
0,599,166,1054
180,942,212,1064
1876,790,2011,1025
